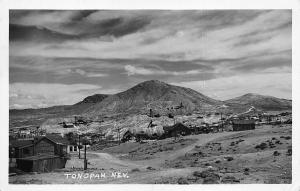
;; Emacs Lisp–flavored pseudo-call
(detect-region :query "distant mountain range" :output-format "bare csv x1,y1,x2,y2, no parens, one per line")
9,80,292,128
224,93,292,111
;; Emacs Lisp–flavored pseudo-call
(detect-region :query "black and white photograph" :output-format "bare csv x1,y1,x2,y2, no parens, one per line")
4,7,296,186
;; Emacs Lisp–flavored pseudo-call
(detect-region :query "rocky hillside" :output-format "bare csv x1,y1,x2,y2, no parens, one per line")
75,94,109,105
225,93,292,111
83,80,222,117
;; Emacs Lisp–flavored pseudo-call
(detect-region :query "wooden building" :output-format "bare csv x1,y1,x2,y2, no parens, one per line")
34,136,68,156
10,134,70,172
232,119,255,131
16,154,67,172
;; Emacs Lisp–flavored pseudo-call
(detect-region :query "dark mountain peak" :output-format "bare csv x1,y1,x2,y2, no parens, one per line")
243,93,259,96
142,79,167,85
132,80,169,89
75,94,109,105
116,80,171,99
83,80,221,116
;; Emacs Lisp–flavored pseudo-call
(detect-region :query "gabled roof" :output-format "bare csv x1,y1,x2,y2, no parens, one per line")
36,134,70,145
10,134,70,149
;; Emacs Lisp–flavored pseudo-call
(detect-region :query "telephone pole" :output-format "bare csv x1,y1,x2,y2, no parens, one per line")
84,144,87,170
78,134,81,159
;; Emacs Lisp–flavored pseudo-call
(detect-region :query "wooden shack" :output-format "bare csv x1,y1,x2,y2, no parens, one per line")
11,134,70,172
232,119,255,131
16,154,67,172
34,136,68,156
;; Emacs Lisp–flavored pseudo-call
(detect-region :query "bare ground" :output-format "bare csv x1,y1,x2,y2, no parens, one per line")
9,124,291,184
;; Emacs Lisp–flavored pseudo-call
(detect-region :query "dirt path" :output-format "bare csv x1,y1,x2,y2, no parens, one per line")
87,152,144,170
133,131,240,168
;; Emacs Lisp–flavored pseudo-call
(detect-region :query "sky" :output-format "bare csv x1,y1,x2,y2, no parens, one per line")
9,10,292,109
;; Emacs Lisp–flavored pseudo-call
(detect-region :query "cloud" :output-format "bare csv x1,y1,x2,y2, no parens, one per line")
10,10,77,26
56,68,108,78
124,65,154,76
9,83,119,109
9,24,78,43
10,10,152,42
229,50,291,73
172,72,291,100
124,64,208,76
9,10,291,63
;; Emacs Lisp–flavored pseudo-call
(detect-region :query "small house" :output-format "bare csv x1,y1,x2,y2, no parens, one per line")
232,119,255,131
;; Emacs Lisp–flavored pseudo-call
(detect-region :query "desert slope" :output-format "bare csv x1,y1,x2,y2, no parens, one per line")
83,80,222,117
225,93,292,111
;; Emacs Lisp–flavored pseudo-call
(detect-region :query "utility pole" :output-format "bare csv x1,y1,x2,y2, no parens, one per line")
36,126,40,137
84,144,87,170
80,135,88,170
78,134,81,159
